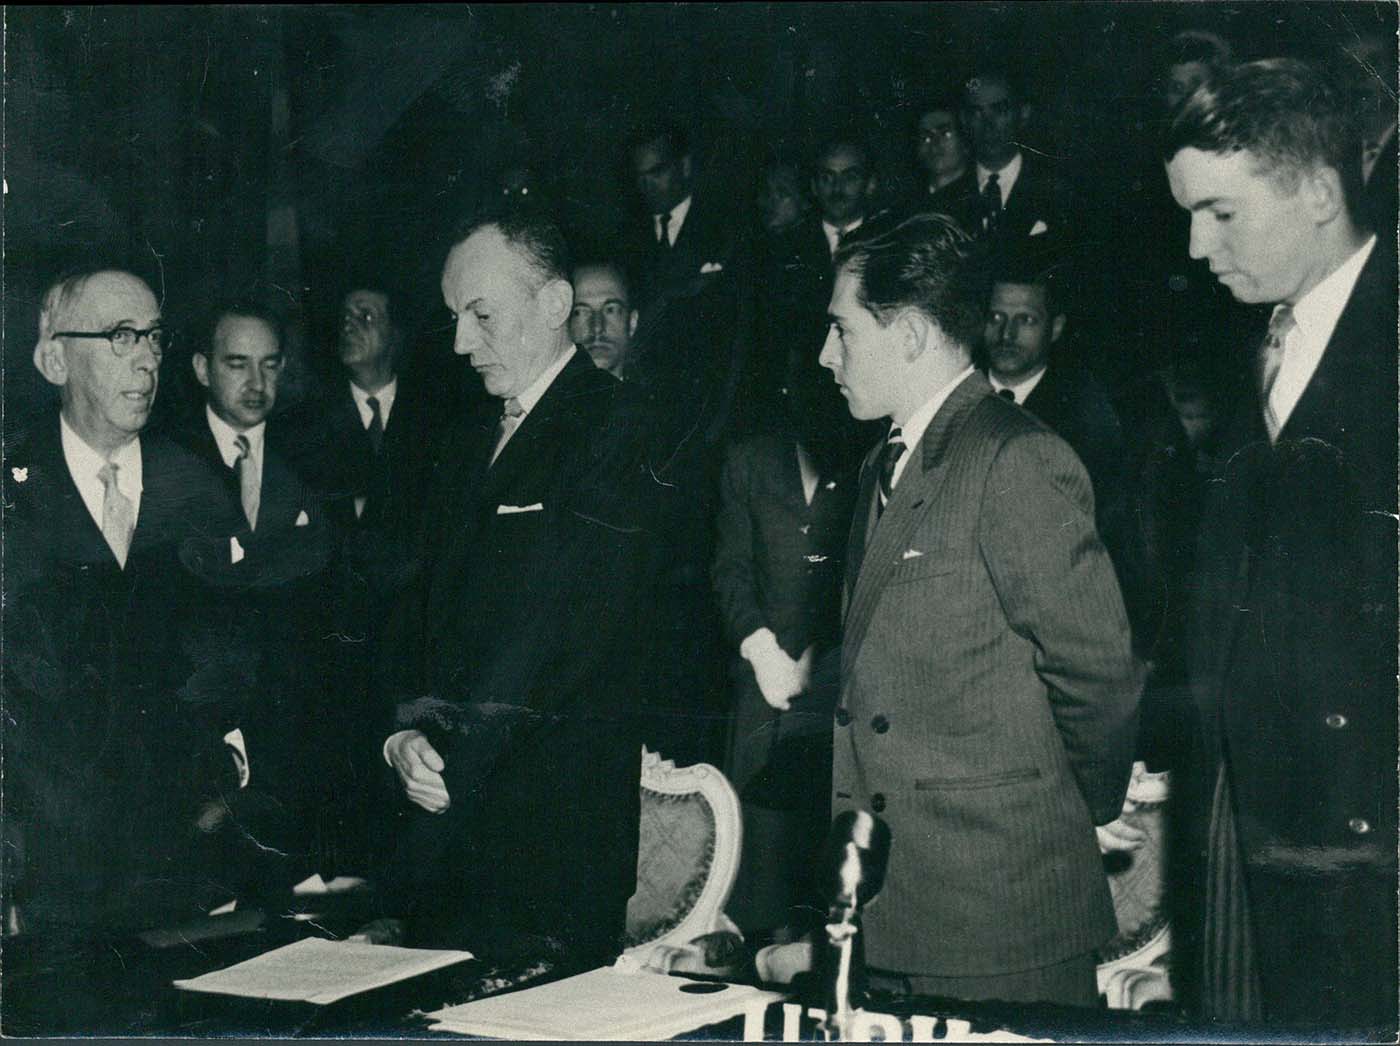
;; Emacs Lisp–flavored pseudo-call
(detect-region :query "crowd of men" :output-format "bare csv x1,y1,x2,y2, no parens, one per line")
3,43,1395,1034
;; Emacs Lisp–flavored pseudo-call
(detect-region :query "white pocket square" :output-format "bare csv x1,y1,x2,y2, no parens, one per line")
295,509,310,527
901,548,924,560
229,536,246,564
1029,219,1049,236
699,261,724,274
497,502,544,514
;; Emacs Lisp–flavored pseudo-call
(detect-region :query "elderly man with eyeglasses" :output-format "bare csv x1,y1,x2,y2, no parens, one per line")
2,269,258,956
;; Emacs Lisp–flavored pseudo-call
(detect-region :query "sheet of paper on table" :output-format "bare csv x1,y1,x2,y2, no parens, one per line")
172,937,474,1006
426,965,784,1040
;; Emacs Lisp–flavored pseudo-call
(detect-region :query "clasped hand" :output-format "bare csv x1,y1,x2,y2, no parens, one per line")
385,729,451,813
746,630,814,712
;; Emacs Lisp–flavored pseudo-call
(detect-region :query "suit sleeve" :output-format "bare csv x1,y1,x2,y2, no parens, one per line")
977,429,1142,824
711,442,766,648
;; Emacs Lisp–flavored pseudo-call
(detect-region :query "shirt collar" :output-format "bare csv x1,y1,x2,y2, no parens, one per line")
1291,235,1376,345
349,375,398,423
60,412,143,496
205,404,265,468
822,217,864,253
987,364,1048,404
977,150,1023,194
657,195,693,244
511,344,577,417
895,364,977,456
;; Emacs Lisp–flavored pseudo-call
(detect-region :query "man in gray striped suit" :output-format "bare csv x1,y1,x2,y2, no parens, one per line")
818,214,1142,1007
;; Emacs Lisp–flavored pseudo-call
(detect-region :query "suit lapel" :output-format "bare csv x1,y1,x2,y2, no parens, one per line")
844,445,880,599
842,373,990,677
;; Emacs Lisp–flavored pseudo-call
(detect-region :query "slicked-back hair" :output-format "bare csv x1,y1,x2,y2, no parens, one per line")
832,212,988,352
1165,58,1365,226
990,236,1071,318
450,204,571,289
571,260,632,305
37,266,150,339
814,133,874,173
204,299,283,356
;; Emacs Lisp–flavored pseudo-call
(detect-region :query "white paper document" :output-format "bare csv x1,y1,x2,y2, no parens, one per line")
172,937,474,1006
426,965,783,1040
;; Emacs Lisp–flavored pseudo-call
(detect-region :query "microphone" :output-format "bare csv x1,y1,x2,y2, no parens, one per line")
817,810,891,1040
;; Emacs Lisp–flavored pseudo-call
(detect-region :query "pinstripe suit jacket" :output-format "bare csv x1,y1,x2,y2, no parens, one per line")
833,370,1141,977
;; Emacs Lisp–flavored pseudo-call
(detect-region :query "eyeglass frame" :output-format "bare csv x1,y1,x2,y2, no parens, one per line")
52,325,170,359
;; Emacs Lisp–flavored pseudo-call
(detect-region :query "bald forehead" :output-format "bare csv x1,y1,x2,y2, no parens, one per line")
55,271,159,328
573,265,629,301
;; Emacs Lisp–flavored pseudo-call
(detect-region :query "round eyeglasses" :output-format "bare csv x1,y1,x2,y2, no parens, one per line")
53,325,170,359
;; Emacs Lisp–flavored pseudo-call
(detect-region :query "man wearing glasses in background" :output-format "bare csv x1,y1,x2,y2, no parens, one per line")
2,269,253,967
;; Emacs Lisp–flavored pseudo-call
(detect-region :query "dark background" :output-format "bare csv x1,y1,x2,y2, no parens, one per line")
5,2,1393,432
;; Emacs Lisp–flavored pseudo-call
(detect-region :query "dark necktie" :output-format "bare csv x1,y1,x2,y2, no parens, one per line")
998,388,1016,402
876,426,908,517
656,211,671,248
1258,304,1297,442
981,172,1002,236
366,396,384,455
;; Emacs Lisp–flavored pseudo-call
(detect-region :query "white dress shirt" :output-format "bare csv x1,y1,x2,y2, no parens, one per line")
988,364,1048,405
976,150,1023,207
60,413,142,542
889,364,976,490
822,217,864,256
655,195,693,248
206,405,265,489
350,376,397,430
1269,235,1376,438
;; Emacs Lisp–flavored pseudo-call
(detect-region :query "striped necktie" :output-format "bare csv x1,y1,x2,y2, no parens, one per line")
1258,304,1296,443
96,461,135,567
234,433,260,530
876,426,908,517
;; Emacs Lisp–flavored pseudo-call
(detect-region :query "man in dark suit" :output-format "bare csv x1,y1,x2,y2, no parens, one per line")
980,246,1148,649
1166,59,1397,1028
176,302,335,886
380,209,657,963
3,270,252,947
819,215,1140,1006
907,97,978,230
963,67,1074,246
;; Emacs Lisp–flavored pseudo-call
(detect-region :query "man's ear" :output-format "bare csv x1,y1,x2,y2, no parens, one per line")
33,336,68,388
1300,165,1347,226
538,278,574,330
1050,314,1067,344
628,310,639,339
898,309,929,364
192,352,212,388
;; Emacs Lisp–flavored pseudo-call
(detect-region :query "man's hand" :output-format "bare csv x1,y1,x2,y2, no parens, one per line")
385,729,451,813
742,630,805,711
1096,817,1147,853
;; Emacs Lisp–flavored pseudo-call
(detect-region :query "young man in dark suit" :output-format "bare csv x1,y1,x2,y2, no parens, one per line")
1166,58,1397,1029
380,209,658,964
3,271,254,951
818,214,1140,1007
963,67,1074,246
178,302,335,887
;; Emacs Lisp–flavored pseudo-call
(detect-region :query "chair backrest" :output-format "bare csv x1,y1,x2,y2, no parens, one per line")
623,747,742,959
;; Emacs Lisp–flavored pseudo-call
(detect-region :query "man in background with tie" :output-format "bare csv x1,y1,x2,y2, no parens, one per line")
1165,59,1397,1028
2,270,253,957
378,207,658,963
818,214,1140,1007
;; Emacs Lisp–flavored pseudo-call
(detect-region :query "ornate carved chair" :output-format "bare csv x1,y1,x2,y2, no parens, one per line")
623,748,745,975
1096,763,1173,1010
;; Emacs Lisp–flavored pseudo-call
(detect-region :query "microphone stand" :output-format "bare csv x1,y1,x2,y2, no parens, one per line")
815,810,889,1042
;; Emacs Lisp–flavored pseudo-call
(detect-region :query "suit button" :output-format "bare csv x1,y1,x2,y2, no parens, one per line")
835,708,852,727
1348,818,1372,835
870,793,887,813
1324,713,1348,730
871,714,889,734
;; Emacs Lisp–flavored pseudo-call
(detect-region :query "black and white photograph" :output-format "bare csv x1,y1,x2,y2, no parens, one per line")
2,2,1396,1040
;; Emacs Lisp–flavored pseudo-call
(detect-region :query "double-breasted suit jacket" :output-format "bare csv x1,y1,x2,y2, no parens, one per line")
384,350,658,959
2,416,250,937
1184,240,1398,1021
833,371,1141,978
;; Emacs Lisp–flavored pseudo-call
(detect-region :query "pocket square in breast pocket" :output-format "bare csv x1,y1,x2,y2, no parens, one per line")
1029,219,1049,236
699,261,724,274
901,548,924,560
497,502,544,515
295,509,310,527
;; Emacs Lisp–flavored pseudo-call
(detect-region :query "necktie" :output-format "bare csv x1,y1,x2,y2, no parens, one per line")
233,433,260,530
96,462,135,567
981,172,1002,236
490,397,525,466
656,211,671,248
998,388,1016,402
1258,304,1296,442
876,426,908,517
366,395,384,455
